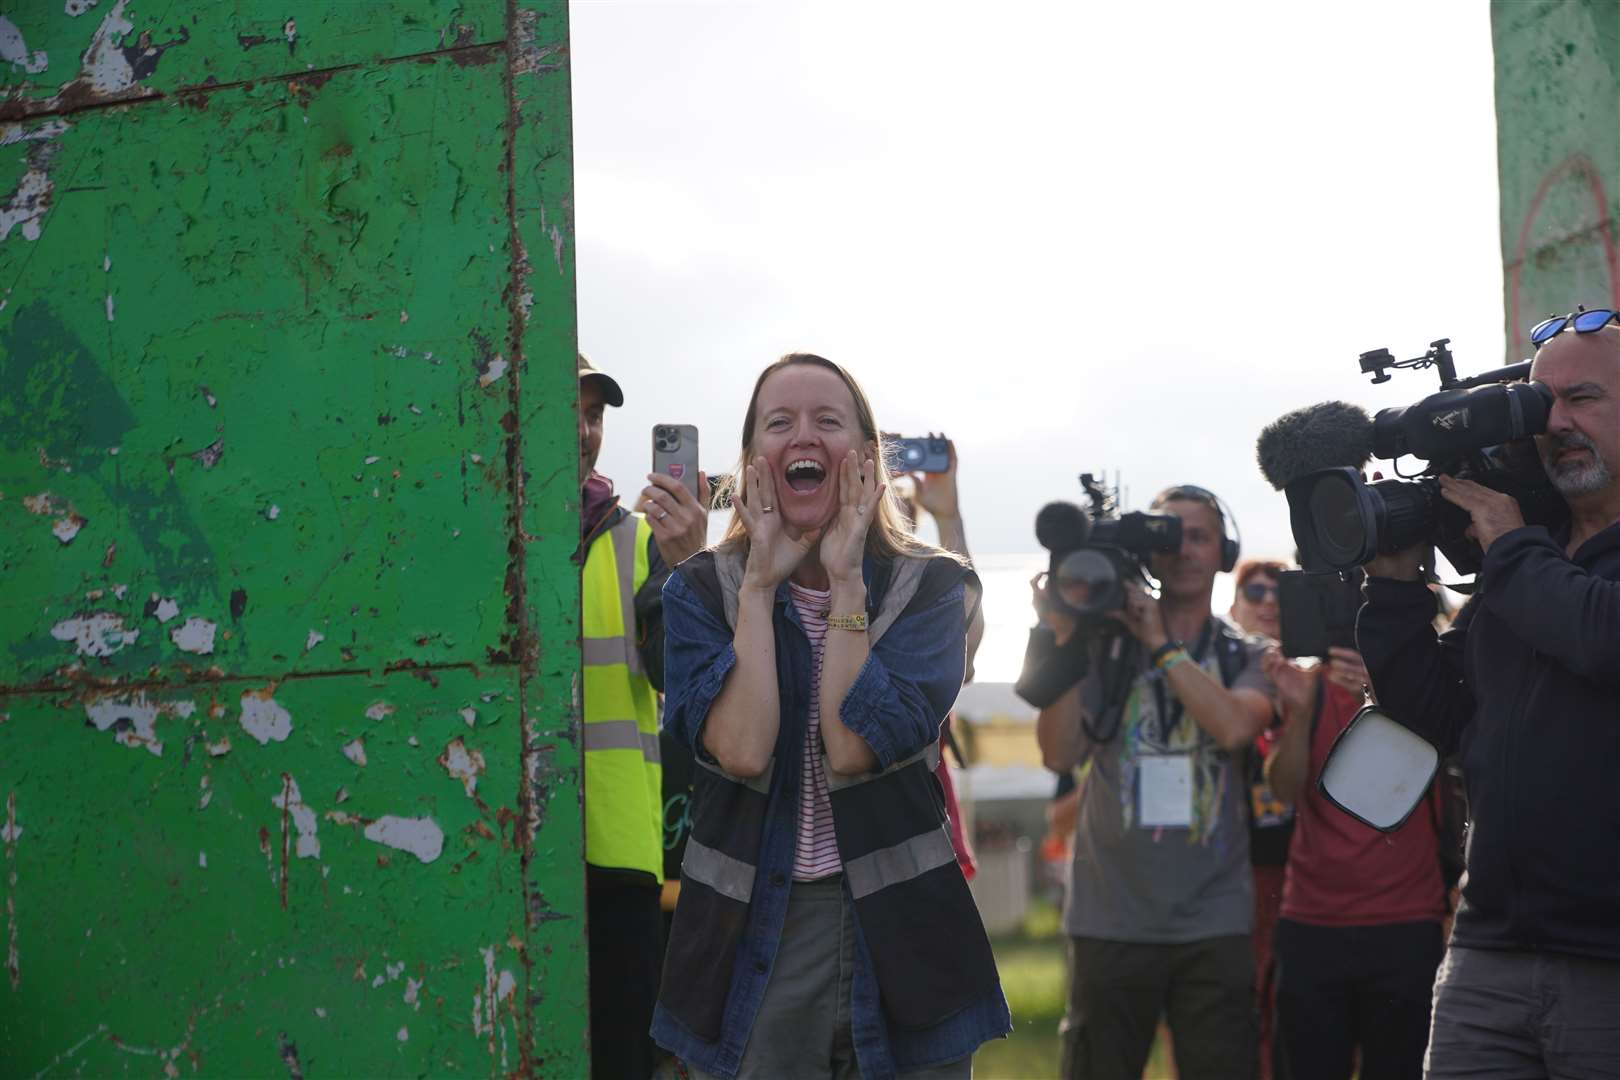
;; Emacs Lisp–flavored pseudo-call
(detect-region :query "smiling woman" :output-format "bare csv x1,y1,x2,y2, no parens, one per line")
715,353,928,566
654,353,1011,1078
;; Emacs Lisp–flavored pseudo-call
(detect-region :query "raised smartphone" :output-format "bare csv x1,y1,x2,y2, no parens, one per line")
887,435,951,473
652,424,700,501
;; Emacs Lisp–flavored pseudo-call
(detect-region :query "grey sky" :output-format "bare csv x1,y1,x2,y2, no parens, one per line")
570,0,1505,568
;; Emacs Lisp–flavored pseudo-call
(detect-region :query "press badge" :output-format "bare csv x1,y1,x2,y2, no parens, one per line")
1138,754,1194,828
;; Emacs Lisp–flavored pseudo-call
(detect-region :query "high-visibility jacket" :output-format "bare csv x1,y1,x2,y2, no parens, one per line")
582,512,663,880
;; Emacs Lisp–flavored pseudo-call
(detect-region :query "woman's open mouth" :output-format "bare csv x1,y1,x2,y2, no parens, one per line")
784,458,827,495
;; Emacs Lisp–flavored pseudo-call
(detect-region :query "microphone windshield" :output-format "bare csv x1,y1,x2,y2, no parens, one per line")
1034,501,1091,552
1256,401,1375,490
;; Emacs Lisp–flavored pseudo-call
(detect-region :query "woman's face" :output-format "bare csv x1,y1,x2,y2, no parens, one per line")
1230,571,1281,639
750,364,870,535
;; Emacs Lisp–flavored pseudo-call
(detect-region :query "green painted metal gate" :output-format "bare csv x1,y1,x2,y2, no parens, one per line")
0,1,586,1074
1494,0,1620,356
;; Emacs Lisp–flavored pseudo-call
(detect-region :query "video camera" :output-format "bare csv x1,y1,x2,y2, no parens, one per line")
1015,474,1182,712
1260,339,1568,576
1037,473,1182,619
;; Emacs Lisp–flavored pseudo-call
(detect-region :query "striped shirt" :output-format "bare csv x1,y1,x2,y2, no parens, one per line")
789,583,842,881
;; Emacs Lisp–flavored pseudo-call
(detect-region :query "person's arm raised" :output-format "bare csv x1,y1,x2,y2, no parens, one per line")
818,451,884,775
1261,647,1320,804
700,457,817,778
1114,584,1270,752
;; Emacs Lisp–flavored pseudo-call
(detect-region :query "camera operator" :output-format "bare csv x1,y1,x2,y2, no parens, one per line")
1356,315,1620,1078
1036,485,1275,1080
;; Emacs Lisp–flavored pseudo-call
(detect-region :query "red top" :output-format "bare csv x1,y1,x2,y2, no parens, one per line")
1281,682,1447,926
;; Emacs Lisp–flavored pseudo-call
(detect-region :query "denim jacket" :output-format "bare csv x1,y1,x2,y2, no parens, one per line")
651,549,1010,1079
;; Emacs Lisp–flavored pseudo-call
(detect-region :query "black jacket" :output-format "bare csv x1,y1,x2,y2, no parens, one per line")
1357,521,1620,960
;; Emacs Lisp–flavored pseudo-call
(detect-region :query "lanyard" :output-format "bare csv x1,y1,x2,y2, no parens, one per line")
1149,620,1216,745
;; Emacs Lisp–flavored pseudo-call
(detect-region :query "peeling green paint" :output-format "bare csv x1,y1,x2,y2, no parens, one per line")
1493,0,1620,355
1,2,584,1074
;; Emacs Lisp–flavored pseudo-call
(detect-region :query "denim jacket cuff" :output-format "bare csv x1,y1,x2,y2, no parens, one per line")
682,642,738,759
838,653,899,768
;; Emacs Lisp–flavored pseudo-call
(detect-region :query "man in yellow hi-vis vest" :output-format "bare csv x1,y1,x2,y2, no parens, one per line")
577,356,708,1080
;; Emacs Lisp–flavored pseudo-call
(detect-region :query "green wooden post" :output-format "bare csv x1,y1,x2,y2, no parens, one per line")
1494,0,1620,356
0,2,585,1074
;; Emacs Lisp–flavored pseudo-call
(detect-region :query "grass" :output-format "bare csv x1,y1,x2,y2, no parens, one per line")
974,899,1175,1080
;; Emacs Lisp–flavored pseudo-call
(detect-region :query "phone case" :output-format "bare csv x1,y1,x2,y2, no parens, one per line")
652,424,700,500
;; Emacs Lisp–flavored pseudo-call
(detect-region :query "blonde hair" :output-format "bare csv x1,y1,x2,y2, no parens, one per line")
717,353,956,564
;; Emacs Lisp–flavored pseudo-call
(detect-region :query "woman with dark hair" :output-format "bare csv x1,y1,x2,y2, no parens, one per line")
652,354,1009,1079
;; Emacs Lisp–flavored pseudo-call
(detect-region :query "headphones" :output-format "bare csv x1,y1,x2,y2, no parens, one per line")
1155,484,1242,574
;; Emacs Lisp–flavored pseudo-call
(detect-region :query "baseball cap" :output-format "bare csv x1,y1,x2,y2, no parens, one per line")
578,353,624,408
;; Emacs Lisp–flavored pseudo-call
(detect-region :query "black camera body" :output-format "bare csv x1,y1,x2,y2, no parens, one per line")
1016,474,1181,711
1288,340,1568,576
1037,474,1182,620
1278,569,1361,659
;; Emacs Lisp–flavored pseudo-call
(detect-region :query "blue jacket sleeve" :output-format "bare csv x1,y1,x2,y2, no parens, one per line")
1479,525,1620,684
838,582,967,769
660,570,738,754
1356,577,1476,758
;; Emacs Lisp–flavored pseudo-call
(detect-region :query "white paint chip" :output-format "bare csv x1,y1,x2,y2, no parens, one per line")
364,701,394,721
84,693,166,756
478,355,509,387
459,707,476,728
81,0,135,93
239,690,293,745
304,629,324,652
265,504,281,521
0,16,48,74
52,613,138,657
206,736,231,757
341,739,367,767
153,597,179,623
51,516,82,544
397,1027,409,1042
363,815,444,863
170,617,216,655
272,776,320,859
314,1007,327,1019
404,977,423,1010
198,851,207,868
438,737,485,798
364,455,380,465
104,294,114,322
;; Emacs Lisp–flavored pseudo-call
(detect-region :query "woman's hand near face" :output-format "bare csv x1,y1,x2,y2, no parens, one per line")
735,456,818,592
818,451,884,586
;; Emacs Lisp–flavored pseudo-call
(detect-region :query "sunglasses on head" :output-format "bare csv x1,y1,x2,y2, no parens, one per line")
1239,582,1278,604
1529,307,1620,348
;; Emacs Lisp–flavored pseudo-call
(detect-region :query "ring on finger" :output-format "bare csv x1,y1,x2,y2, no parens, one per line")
761,504,774,513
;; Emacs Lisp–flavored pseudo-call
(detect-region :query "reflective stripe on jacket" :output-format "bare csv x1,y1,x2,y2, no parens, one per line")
582,512,663,879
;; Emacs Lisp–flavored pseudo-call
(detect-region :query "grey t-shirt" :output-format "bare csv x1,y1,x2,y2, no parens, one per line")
1063,620,1274,942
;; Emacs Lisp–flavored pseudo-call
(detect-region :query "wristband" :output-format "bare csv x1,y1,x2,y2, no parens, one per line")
827,612,868,632
1148,640,1184,669
1158,650,1191,674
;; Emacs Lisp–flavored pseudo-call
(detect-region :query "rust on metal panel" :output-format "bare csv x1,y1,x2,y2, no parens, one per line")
0,0,583,1073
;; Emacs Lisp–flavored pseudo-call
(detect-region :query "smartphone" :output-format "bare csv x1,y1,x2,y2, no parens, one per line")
886,435,950,473
652,424,700,500
1278,569,1362,659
